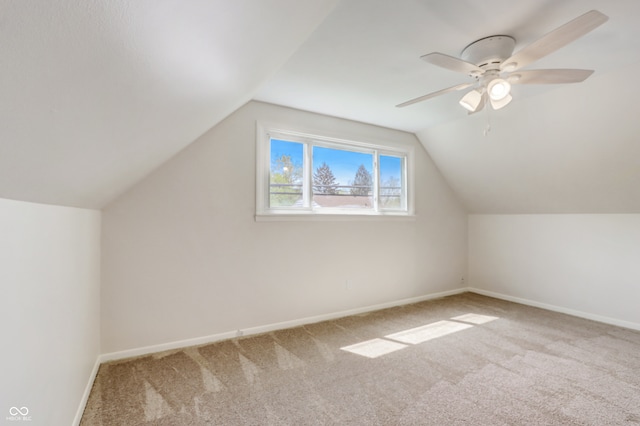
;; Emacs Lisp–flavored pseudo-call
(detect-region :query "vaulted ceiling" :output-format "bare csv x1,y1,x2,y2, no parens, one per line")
2,0,640,212
0,0,338,208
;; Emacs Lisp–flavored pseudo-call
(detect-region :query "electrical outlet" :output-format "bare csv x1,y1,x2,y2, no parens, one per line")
345,279,352,290
236,329,243,337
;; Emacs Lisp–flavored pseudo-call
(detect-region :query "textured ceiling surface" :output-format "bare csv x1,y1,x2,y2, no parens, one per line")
2,0,639,212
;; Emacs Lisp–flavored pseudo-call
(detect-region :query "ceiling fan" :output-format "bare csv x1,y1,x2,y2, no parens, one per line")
397,10,608,113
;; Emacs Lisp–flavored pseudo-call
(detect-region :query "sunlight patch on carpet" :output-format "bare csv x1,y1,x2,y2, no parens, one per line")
340,314,499,358
341,338,408,358
385,320,473,345
451,313,499,324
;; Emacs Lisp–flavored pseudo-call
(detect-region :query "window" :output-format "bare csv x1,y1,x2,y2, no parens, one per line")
257,123,413,219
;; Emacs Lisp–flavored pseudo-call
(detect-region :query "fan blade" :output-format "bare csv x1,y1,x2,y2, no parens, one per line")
421,52,483,76
396,82,474,108
509,69,594,84
501,10,608,72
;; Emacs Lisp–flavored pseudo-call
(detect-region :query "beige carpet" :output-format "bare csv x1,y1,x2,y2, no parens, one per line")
81,293,640,425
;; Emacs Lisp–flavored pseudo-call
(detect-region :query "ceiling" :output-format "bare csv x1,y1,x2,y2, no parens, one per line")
2,0,640,213
0,0,338,208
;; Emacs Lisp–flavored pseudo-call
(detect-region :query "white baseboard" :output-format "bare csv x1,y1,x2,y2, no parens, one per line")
73,356,101,426
75,286,640,424
99,287,467,363
467,287,640,331
80,288,466,423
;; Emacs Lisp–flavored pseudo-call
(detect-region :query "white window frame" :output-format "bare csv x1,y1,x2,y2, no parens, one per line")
256,122,415,221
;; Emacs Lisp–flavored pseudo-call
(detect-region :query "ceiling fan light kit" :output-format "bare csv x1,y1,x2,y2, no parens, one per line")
490,93,512,110
397,10,609,113
487,79,511,101
459,89,483,112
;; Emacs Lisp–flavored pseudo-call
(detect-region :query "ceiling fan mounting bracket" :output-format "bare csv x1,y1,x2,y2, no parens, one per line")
461,35,515,70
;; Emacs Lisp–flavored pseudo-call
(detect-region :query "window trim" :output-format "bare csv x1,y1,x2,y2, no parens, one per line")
256,122,415,221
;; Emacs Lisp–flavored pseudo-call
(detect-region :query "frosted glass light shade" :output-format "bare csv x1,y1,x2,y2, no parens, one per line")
487,79,511,101
459,89,483,112
490,93,512,110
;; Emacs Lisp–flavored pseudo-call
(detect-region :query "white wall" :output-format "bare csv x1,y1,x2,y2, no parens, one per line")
468,214,640,328
101,101,468,353
0,198,101,426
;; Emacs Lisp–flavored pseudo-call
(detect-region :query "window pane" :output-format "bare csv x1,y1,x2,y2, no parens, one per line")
312,146,373,209
380,155,404,209
270,139,303,207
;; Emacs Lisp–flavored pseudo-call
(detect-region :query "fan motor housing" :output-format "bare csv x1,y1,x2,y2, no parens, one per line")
461,35,515,70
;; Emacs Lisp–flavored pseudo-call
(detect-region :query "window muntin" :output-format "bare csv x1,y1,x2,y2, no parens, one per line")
258,125,412,218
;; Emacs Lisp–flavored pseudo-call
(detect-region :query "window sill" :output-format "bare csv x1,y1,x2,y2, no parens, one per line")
255,212,416,222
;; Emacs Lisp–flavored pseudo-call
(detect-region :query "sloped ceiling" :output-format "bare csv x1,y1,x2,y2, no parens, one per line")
0,0,338,208
255,0,640,213
3,0,640,213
